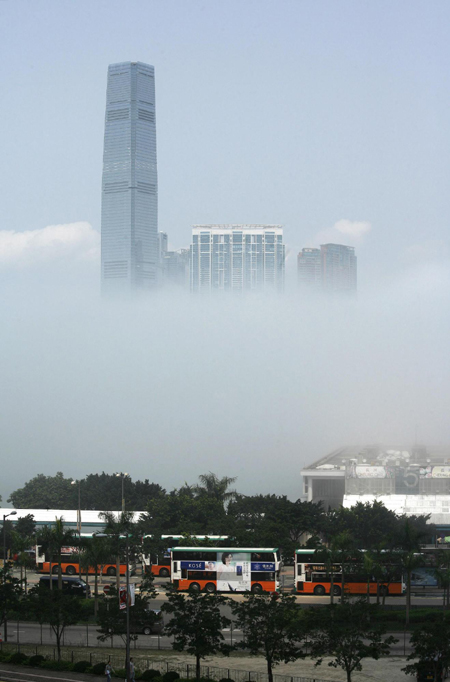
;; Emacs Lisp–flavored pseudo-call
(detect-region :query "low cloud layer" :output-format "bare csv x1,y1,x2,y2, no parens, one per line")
0,222,100,270
315,218,372,247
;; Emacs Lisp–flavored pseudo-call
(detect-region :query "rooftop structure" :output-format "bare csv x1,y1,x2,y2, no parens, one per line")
301,444,450,527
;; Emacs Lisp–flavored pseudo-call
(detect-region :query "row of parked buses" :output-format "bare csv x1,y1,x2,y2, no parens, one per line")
34,542,414,595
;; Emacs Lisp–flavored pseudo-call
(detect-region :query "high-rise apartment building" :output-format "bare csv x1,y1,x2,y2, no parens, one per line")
297,248,322,291
321,243,357,293
101,62,158,293
297,243,357,294
191,225,285,292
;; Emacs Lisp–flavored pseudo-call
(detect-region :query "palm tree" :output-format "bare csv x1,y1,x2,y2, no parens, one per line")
37,525,57,591
193,472,237,508
99,511,135,591
79,536,112,615
52,517,78,590
435,551,450,611
11,532,33,594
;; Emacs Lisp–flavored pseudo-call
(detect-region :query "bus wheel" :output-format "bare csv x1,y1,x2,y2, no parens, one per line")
189,583,201,594
251,584,263,594
205,583,216,593
333,585,341,596
66,565,76,575
313,585,326,595
106,567,116,576
159,567,170,578
379,585,388,596
52,566,59,574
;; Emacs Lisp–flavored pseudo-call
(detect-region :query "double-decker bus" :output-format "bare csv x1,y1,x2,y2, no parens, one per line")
295,549,404,596
35,545,136,577
141,536,229,578
171,546,280,593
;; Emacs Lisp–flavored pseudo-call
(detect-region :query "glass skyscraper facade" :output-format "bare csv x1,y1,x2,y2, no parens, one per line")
101,62,158,293
191,225,285,292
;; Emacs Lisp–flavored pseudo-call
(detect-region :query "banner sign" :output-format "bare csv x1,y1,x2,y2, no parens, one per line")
432,466,450,478
119,584,135,610
180,552,277,591
251,562,275,571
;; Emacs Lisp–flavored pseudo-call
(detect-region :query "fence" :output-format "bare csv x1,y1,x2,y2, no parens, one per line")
0,644,334,682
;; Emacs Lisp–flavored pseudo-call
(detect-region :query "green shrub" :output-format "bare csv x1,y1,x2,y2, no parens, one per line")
219,678,235,682
0,653,12,663
39,660,74,671
91,661,108,675
27,655,45,667
114,669,127,679
141,671,162,681
9,652,29,665
73,660,92,673
162,672,180,682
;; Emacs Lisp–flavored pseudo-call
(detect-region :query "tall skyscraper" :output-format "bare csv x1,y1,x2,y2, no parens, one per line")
297,248,322,291
320,243,357,293
191,225,285,292
101,62,158,293
297,243,357,294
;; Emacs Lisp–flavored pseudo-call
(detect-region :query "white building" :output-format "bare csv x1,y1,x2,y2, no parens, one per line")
190,224,285,292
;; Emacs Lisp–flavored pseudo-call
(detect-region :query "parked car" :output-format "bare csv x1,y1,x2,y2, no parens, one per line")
39,576,91,597
131,609,164,636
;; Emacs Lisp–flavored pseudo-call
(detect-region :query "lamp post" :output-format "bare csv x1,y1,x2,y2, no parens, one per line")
71,480,82,579
116,472,128,513
2,510,17,643
96,532,130,681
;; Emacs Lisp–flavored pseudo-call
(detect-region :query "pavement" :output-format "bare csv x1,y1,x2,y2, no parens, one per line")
0,653,416,682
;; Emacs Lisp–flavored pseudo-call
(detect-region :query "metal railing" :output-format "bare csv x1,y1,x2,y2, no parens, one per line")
0,644,334,682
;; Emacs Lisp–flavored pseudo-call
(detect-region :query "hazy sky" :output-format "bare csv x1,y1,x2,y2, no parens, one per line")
1,1,449,504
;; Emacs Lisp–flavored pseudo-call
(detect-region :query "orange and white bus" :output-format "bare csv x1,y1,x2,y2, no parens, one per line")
295,549,404,597
141,536,229,578
171,546,280,593
35,545,135,577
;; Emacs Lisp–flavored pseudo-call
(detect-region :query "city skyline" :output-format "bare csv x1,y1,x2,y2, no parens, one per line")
0,1,449,503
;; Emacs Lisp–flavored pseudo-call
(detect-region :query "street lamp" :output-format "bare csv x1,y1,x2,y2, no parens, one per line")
116,473,128,513
71,480,82,579
2,510,17,643
96,532,130,681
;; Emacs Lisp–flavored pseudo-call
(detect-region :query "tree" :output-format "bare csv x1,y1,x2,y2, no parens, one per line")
309,600,397,682
26,585,83,660
232,593,305,682
403,613,450,682
8,472,76,508
99,510,136,591
97,574,158,646
435,550,450,611
162,589,231,680
325,502,399,550
193,472,237,507
14,514,36,539
52,517,78,590
11,531,34,593
79,536,113,615
36,525,58,590
8,472,165,511
0,565,21,642
314,544,342,604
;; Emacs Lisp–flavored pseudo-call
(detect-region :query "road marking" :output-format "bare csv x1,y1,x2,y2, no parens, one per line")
0,671,81,682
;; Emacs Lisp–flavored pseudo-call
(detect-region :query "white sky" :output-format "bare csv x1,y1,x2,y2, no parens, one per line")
0,0,449,502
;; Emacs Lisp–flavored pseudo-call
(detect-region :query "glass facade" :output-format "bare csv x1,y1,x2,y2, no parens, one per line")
191,225,285,293
101,62,158,293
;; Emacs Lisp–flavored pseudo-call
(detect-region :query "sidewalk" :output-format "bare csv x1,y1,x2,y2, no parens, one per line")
0,653,413,682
